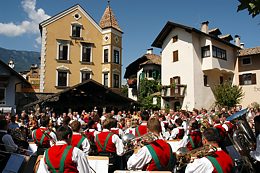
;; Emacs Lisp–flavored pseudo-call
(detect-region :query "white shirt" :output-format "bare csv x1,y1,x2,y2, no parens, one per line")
250,134,260,161
127,145,152,170
37,141,91,173
185,156,214,173
94,129,124,156
72,132,90,156
0,130,18,152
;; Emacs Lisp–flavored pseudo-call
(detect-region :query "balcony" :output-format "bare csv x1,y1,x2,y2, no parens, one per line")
161,84,186,98
201,56,234,72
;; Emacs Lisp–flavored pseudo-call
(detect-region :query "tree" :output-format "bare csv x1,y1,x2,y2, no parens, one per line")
120,84,128,97
213,82,244,109
237,0,260,17
138,78,161,110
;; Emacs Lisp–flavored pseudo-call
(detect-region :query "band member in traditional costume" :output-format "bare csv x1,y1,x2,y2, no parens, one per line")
37,126,91,173
32,115,57,155
70,120,90,156
127,117,175,171
110,118,124,138
134,111,150,137
185,127,234,173
179,118,202,151
94,118,124,173
169,118,185,140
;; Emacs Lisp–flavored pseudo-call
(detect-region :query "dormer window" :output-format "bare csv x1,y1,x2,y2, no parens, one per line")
71,24,82,38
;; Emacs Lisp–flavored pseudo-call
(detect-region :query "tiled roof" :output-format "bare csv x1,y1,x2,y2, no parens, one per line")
239,47,260,56
140,54,161,66
99,4,122,32
209,28,222,36
219,34,233,42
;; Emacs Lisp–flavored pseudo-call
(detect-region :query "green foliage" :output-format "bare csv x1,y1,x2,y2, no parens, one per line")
138,79,161,110
237,0,260,17
120,84,128,97
213,82,244,109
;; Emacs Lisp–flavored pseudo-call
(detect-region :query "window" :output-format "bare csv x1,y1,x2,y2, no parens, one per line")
58,44,69,60
113,74,120,88
113,50,120,64
239,73,256,85
212,46,226,60
204,75,208,86
172,35,178,43
173,50,178,62
71,24,81,38
57,71,68,87
0,88,5,105
201,45,210,58
81,45,92,63
241,57,252,65
103,73,108,87
81,71,91,82
104,49,109,63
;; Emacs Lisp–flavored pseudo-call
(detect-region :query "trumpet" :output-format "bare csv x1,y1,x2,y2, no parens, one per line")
122,132,158,153
175,144,217,170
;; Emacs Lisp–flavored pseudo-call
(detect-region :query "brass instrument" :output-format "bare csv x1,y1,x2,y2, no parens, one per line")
226,109,256,173
175,144,217,170
122,132,158,153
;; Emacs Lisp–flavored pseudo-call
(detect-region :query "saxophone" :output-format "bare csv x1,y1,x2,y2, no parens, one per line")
175,144,217,170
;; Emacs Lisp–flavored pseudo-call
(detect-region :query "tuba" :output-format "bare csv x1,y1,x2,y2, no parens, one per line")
226,109,256,173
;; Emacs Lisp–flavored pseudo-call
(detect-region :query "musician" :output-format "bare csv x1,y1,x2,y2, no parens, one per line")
32,115,57,155
110,118,124,138
127,117,175,171
185,127,234,173
179,119,202,151
169,118,184,140
134,111,150,137
37,126,91,173
70,120,90,156
94,118,124,173
0,119,18,152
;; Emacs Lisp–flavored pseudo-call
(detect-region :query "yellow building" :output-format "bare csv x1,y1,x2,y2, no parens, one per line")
39,3,122,93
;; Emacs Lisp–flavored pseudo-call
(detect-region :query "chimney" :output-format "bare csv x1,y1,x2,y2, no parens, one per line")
240,43,244,49
146,48,153,54
201,21,209,34
8,59,15,69
234,35,241,47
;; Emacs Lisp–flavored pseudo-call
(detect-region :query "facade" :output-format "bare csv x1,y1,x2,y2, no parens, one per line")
20,64,40,92
124,49,161,101
152,21,241,111
0,59,33,114
234,47,260,107
39,4,123,93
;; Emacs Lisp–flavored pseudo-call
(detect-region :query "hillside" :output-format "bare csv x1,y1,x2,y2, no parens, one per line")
0,47,40,72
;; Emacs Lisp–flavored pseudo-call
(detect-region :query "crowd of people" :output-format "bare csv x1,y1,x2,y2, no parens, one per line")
0,106,259,173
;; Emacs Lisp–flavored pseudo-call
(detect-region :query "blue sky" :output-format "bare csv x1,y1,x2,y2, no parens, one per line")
0,0,259,78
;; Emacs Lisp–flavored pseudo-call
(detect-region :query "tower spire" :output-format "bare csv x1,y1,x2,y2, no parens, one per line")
99,1,122,32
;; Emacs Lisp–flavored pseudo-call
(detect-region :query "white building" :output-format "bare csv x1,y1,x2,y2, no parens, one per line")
152,21,241,111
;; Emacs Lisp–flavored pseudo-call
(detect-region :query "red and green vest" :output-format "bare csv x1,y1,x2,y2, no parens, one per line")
44,144,78,173
206,150,234,173
32,127,51,148
71,133,85,150
95,132,116,153
145,139,174,171
187,130,202,151
135,124,147,137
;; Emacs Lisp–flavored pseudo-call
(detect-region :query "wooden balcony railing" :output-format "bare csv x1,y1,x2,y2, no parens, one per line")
161,84,186,98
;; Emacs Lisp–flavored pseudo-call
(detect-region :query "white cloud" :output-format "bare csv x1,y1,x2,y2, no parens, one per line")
0,0,50,45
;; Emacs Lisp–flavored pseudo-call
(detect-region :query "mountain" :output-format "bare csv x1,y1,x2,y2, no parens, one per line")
0,47,40,72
